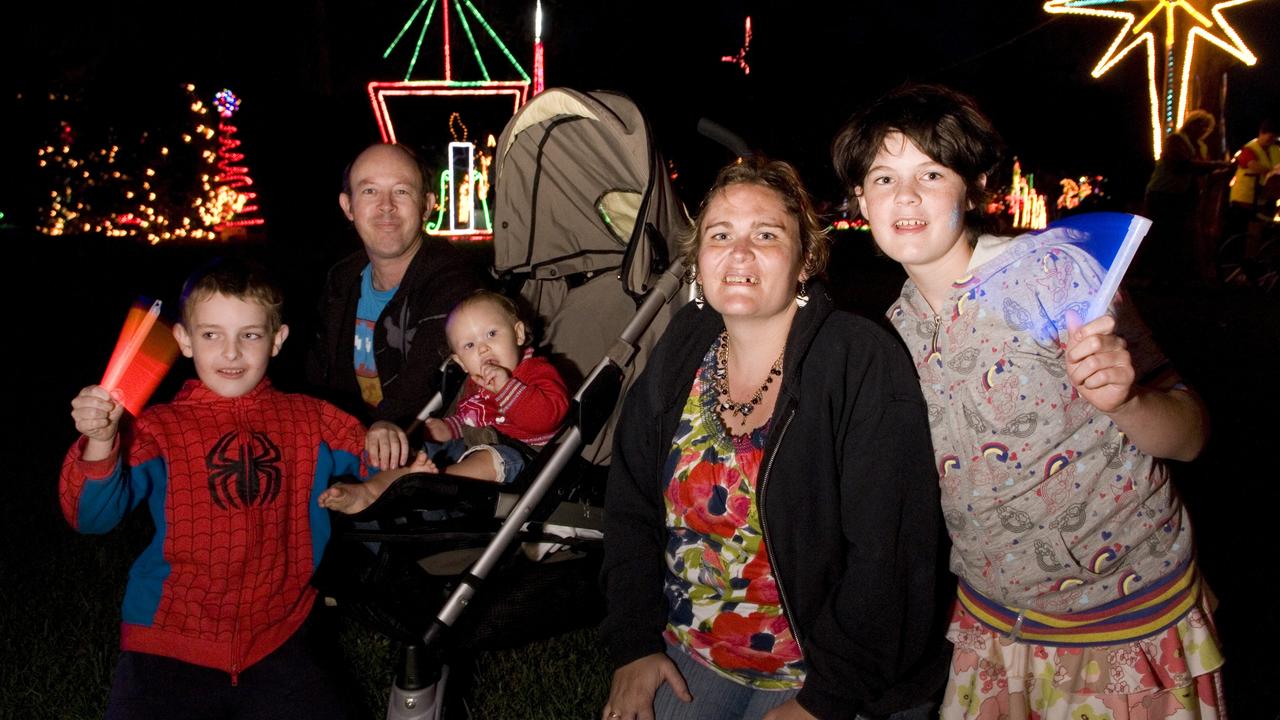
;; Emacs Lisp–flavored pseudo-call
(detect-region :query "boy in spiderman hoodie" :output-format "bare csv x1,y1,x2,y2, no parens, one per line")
63,259,368,719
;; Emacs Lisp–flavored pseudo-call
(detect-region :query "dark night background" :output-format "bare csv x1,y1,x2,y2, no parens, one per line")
3,1,1279,717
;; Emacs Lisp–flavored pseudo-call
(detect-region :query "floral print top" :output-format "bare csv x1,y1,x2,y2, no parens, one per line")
661,340,805,689
887,231,1192,615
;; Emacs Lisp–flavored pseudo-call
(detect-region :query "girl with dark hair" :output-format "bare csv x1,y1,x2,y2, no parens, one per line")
833,84,1223,720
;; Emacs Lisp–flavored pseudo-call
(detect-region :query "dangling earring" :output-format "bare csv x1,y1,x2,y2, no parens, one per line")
688,264,705,309
795,280,810,308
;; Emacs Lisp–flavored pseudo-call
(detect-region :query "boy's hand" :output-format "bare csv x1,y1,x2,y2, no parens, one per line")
71,385,125,444
424,418,453,443
366,420,409,470
1064,311,1136,415
478,360,512,394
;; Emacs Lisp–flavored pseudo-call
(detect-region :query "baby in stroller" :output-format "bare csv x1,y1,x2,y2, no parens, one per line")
320,290,570,514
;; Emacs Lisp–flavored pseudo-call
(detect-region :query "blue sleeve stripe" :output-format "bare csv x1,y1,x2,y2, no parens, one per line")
77,456,164,534
311,443,363,570
121,459,171,626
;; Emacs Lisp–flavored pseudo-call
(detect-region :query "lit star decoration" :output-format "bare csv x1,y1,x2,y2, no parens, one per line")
721,16,752,75
1044,0,1259,158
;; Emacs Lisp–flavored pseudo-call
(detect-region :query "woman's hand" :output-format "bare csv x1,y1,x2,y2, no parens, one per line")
762,699,817,720
1064,311,1135,414
366,420,410,470
601,653,690,720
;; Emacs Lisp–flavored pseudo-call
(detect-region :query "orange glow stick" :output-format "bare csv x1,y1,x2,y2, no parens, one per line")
100,299,179,416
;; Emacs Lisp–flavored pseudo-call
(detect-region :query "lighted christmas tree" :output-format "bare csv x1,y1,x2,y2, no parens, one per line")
35,84,224,244
206,89,265,234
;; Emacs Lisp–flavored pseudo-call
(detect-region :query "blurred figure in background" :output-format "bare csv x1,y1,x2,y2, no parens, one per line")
1141,110,1232,287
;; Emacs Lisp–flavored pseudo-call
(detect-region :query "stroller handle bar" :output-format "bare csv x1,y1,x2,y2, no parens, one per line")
403,359,457,440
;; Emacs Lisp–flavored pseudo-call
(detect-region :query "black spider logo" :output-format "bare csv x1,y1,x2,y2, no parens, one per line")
205,431,283,510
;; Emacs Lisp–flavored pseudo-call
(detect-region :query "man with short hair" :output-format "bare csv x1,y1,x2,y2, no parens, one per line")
307,143,479,462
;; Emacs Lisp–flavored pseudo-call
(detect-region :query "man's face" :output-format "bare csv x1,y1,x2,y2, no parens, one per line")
339,145,432,263
1261,131,1277,148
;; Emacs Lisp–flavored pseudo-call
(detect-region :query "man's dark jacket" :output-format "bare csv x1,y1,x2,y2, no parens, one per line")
305,236,478,428
600,283,952,719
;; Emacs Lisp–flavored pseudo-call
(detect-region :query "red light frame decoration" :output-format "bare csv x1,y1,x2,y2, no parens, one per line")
366,80,529,144
368,81,526,242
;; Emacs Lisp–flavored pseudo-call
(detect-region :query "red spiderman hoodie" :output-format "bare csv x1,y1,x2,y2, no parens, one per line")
60,379,367,681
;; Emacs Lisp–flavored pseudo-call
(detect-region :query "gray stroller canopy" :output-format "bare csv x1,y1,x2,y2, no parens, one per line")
493,88,688,295
493,88,691,464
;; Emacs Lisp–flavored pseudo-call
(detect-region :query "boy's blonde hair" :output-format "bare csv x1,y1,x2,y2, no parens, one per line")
180,257,284,333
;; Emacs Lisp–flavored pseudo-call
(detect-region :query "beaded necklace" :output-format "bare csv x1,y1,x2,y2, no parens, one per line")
713,330,784,426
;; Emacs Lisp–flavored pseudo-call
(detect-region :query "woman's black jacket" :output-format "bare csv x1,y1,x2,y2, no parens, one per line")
600,283,952,719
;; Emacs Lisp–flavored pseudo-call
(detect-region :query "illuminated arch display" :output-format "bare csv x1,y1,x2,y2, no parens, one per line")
370,0,535,240
1043,0,1259,158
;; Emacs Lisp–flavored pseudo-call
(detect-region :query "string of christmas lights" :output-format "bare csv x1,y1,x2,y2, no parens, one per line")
35,84,263,244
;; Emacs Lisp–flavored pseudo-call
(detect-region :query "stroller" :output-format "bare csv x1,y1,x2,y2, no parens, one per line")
322,88,691,719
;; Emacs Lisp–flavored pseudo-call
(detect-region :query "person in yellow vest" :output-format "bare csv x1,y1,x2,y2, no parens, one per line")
1230,120,1278,213
1229,120,1278,220
1225,120,1278,277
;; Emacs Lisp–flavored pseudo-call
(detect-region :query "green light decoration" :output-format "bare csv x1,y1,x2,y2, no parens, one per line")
460,0,530,82
384,0,529,82
427,168,493,233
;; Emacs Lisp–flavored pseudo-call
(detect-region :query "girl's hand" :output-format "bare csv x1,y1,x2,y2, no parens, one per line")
1064,311,1136,415
601,653,690,720
424,418,453,443
366,420,409,470
71,385,125,461
762,699,817,720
